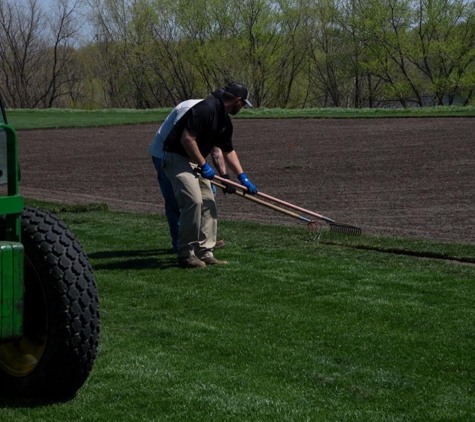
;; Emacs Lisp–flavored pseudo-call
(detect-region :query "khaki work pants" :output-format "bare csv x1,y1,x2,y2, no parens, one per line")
162,152,217,259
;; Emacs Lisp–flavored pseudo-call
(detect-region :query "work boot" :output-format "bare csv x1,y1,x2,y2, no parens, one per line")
201,256,228,266
177,255,206,269
214,240,225,249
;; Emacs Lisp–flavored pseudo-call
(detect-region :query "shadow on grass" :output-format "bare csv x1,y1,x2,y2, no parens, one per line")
88,248,178,270
0,393,74,408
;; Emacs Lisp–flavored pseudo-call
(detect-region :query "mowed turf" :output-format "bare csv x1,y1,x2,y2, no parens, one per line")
2,203,474,421
6,106,475,129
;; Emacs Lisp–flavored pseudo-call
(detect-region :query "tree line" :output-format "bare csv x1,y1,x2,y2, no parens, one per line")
1,0,475,109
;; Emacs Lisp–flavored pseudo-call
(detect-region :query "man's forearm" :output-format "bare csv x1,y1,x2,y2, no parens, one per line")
223,150,244,176
211,148,228,175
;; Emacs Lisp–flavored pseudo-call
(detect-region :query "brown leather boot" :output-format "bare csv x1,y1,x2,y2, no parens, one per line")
177,256,206,269
201,256,228,265
214,240,225,249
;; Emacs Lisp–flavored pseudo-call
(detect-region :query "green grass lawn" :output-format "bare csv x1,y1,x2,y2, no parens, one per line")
6,105,475,129
2,108,475,419
2,201,474,421
6,108,173,130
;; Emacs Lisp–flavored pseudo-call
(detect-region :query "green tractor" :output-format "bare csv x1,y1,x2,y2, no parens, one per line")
0,97,100,399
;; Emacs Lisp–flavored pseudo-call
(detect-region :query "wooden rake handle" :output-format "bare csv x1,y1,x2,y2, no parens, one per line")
213,174,335,223
211,181,312,224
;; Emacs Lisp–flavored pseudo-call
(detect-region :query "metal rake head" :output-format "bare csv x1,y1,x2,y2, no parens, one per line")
329,223,362,236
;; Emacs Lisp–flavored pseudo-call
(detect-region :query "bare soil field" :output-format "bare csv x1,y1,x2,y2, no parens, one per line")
16,117,475,245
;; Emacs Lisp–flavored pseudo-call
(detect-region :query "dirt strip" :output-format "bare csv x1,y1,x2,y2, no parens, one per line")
16,117,475,245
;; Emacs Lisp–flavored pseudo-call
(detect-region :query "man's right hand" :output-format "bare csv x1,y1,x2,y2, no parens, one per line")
201,162,215,180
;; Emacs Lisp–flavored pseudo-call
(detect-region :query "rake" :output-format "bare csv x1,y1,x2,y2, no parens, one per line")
212,175,362,238
212,180,324,240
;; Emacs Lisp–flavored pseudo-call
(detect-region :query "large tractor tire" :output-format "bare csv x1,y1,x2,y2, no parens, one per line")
0,207,100,399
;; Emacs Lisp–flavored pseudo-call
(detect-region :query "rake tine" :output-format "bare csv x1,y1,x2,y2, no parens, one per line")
329,223,362,236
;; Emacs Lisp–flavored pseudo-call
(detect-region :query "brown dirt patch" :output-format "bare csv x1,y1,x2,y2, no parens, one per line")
16,117,475,245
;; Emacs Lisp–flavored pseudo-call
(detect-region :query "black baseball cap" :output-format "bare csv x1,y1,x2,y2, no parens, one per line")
224,82,253,107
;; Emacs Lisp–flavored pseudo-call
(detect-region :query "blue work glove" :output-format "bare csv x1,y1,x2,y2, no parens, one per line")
221,174,237,195
238,173,258,195
200,162,215,180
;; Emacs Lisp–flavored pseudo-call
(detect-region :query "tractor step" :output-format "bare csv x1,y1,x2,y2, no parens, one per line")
0,241,24,340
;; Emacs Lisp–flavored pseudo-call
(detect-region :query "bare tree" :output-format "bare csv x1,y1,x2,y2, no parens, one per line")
0,0,46,107
44,0,86,107
0,0,85,108
302,0,351,107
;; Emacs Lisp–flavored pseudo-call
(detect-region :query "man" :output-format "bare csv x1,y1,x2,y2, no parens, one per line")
162,82,258,268
149,93,235,253
149,99,201,253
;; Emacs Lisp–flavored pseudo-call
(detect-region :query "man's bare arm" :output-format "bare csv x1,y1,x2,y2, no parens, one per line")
211,147,229,175
223,150,244,176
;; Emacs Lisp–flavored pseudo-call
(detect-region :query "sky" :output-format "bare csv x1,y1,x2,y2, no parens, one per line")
39,0,94,41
